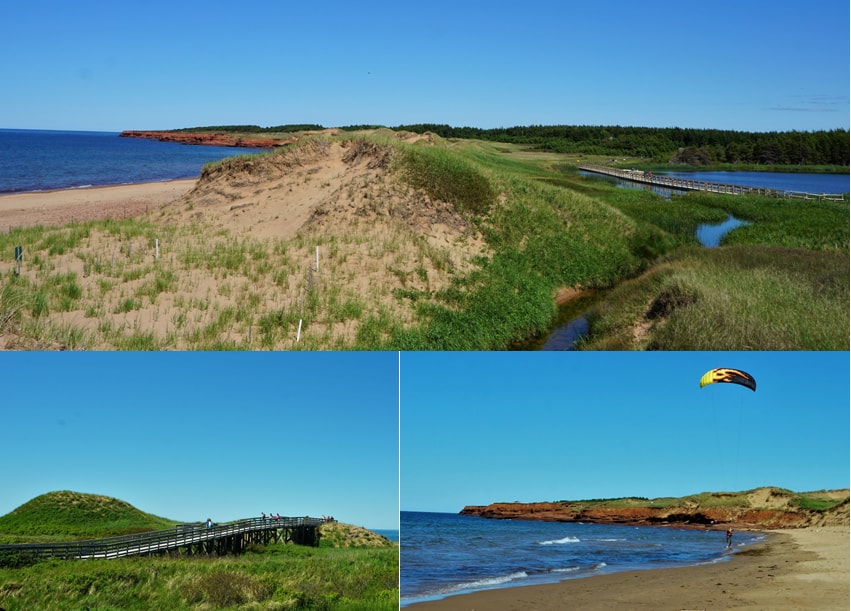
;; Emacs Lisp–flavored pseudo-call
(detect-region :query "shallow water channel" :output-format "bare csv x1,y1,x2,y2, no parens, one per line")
524,216,748,350
523,178,754,350
695,215,748,248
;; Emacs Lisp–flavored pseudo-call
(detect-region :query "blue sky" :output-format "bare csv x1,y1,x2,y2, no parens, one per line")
0,352,399,530
2,0,847,132
401,351,850,512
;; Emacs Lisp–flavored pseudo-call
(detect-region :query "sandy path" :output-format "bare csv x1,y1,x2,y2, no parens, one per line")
406,526,849,610
0,179,195,231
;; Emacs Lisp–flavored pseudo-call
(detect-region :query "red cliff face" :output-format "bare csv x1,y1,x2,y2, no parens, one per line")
119,131,294,149
459,500,846,529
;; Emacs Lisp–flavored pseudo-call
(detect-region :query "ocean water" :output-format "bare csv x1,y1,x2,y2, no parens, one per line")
400,511,763,606
0,129,265,193
375,528,400,542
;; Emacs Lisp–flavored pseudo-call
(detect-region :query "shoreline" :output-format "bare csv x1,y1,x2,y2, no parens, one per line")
406,526,849,610
0,179,195,231
0,175,194,197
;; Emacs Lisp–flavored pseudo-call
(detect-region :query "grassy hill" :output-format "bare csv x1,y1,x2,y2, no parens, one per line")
1,130,847,350
0,492,398,610
0,491,177,542
318,521,396,548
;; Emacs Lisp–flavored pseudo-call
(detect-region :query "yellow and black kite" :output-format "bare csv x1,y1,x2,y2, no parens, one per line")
699,368,756,392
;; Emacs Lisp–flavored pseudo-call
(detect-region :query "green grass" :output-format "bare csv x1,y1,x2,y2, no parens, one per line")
0,492,177,542
584,245,849,350
0,544,398,611
400,145,497,215
556,487,847,512
791,495,847,511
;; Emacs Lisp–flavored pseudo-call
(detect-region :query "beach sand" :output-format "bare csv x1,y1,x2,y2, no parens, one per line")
0,179,195,231
407,526,849,610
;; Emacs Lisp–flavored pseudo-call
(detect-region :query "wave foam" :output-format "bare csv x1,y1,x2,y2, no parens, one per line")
450,571,529,592
549,566,581,574
539,536,580,545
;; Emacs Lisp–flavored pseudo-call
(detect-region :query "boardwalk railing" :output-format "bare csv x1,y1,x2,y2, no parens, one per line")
578,165,847,202
0,516,332,561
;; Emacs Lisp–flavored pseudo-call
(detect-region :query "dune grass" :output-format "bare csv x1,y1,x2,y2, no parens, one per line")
557,487,847,511
583,244,849,350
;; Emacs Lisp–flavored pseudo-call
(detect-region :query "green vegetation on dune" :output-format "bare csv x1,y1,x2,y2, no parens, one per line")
584,245,849,350
558,487,848,512
366,142,648,349
0,491,177,542
0,492,398,610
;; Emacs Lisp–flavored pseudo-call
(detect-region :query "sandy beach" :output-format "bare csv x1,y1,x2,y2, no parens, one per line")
0,179,195,232
407,526,849,610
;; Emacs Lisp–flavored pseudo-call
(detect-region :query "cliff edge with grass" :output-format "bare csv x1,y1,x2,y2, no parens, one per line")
460,487,850,529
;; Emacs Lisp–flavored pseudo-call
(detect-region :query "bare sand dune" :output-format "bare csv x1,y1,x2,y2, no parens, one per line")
0,136,487,349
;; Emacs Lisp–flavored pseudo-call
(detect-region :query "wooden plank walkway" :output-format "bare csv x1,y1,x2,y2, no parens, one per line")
578,165,846,201
0,516,332,561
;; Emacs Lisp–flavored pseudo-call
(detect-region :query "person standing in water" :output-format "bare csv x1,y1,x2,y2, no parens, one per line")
725,527,733,549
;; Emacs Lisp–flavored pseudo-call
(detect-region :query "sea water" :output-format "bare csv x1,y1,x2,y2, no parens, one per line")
400,511,762,606
0,129,265,193
375,528,400,542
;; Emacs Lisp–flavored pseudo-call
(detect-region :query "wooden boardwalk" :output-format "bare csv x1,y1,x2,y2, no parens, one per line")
578,165,846,201
0,516,331,561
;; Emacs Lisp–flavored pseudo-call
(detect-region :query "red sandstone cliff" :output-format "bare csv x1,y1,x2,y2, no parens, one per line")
460,489,850,530
119,130,295,149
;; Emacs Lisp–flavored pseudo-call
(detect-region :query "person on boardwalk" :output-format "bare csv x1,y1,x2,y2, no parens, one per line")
206,518,213,530
726,527,733,549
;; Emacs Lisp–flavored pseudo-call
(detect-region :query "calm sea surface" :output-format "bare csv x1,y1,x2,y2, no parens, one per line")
0,129,265,193
400,511,762,606
375,528,399,542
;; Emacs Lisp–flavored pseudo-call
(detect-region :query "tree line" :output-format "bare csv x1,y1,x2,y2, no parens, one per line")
394,124,850,167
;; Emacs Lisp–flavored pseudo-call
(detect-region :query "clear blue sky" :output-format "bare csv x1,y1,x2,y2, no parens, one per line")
2,0,847,132
0,352,399,530
401,351,850,512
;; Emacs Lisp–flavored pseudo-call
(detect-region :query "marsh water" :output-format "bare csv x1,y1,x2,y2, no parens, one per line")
528,170,820,350
664,170,849,194
579,169,849,196
696,215,748,248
